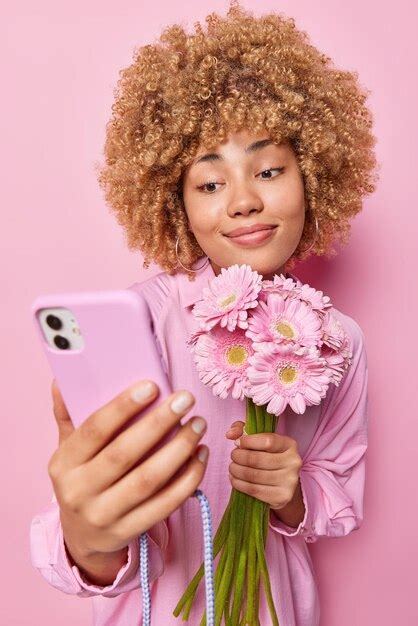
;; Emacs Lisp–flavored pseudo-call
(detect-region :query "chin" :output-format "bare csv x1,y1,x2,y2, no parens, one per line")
226,256,286,277
254,264,286,277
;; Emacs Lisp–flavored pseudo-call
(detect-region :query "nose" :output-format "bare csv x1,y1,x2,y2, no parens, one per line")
226,186,264,218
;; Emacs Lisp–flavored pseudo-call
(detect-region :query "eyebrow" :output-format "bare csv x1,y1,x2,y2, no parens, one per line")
192,138,276,167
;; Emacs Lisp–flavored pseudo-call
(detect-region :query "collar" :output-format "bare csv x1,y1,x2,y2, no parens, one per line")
177,258,216,309
177,259,298,309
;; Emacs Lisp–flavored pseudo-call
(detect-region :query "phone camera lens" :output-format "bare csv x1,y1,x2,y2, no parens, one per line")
46,314,62,330
54,335,70,350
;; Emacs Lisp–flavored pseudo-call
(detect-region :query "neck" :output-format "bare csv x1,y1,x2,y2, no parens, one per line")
209,260,287,280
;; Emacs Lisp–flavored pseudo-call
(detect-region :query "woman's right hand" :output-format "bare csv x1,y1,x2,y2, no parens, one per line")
48,378,209,561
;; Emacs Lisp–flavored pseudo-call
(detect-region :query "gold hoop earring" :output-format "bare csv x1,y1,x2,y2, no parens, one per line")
175,235,210,273
299,211,319,254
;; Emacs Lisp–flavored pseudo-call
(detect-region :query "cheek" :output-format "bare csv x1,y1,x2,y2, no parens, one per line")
264,186,305,238
187,205,221,236
274,177,305,217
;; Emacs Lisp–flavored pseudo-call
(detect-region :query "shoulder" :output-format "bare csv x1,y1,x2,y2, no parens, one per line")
319,305,369,437
328,304,366,358
325,306,368,404
126,270,178,322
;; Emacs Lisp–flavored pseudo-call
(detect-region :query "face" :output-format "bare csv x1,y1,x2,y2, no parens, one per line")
181,128,307,280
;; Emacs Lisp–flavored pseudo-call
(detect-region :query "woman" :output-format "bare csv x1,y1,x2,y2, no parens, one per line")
30,2,377,624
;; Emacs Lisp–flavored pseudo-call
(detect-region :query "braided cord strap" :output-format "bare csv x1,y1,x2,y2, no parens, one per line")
139,489,215,625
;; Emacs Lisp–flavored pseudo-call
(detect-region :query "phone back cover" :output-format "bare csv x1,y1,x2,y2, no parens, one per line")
30,289,172,431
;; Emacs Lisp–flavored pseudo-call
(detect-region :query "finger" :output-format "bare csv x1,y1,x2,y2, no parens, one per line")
237,433,293,453
228,477,287,507
55,379,164,469
229,461,281,486
230,448,285,470
113,445,209,544
225,421,245,438
51,379,75,445
60,380,167,467
86,409,207,498
82,389,198,491
89,415,208,519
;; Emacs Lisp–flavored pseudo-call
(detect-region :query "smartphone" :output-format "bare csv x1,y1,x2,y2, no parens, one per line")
30,288,175,451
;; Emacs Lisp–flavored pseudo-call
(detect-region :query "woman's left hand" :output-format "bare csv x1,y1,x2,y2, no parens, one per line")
225,420,303,511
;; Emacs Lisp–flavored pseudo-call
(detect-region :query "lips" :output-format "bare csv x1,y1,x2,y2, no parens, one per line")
224,224,277,238
222,222,278,249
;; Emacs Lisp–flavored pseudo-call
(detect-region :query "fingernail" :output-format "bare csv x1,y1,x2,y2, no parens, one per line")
198,446,208,463
131,381,155,402
171,391,194,414
234,438,241,447
192,417,207,434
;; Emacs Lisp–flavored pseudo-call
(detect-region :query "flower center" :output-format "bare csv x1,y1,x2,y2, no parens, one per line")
226,344,248,367
219,292,237,309
278,365,298,385
275,319,295,339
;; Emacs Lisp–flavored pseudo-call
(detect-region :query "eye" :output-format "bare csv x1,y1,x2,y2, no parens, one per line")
257,167,285,180
197,181,222,194
196,167,285,194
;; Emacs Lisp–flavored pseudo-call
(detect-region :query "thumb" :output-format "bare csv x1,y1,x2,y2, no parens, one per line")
51,379,75,445
225,420,245,439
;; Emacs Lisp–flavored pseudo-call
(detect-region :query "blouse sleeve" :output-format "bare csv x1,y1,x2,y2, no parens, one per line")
29,493,168,597
269,315,369,543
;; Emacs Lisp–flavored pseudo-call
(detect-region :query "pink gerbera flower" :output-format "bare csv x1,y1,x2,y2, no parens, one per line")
321,334,353,385
186,327,207,348
247,343,330,415
261,274,332,317
191,326,254,400
192,264,262,332
294,282,332,315
321,311,346,351
246,292,323,349
260,273,300,303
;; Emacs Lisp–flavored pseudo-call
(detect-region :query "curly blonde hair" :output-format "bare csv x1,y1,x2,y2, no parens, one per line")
96,0,379,281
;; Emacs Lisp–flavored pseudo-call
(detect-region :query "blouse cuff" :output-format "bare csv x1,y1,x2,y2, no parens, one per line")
268,470,318,543
59,524,145,595
30,499,167,597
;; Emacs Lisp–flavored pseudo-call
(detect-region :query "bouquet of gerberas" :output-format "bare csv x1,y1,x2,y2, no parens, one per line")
173,265,352,626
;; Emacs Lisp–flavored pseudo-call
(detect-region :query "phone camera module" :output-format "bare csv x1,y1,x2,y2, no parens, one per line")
46,314,63,331
54,335,70,350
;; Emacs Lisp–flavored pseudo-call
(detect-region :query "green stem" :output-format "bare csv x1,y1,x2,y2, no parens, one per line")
254,402,265,433
255,406,280,626
254,556,261,622
174,403,283,624
229,494,252,625
258,500,271,623
246,397,257,434
254,499,280,626
263,501,269,545
221,491,246,626
244,500,258,623
214,491,244,626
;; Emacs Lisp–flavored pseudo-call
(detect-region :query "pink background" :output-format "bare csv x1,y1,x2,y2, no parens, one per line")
2,1,416,624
